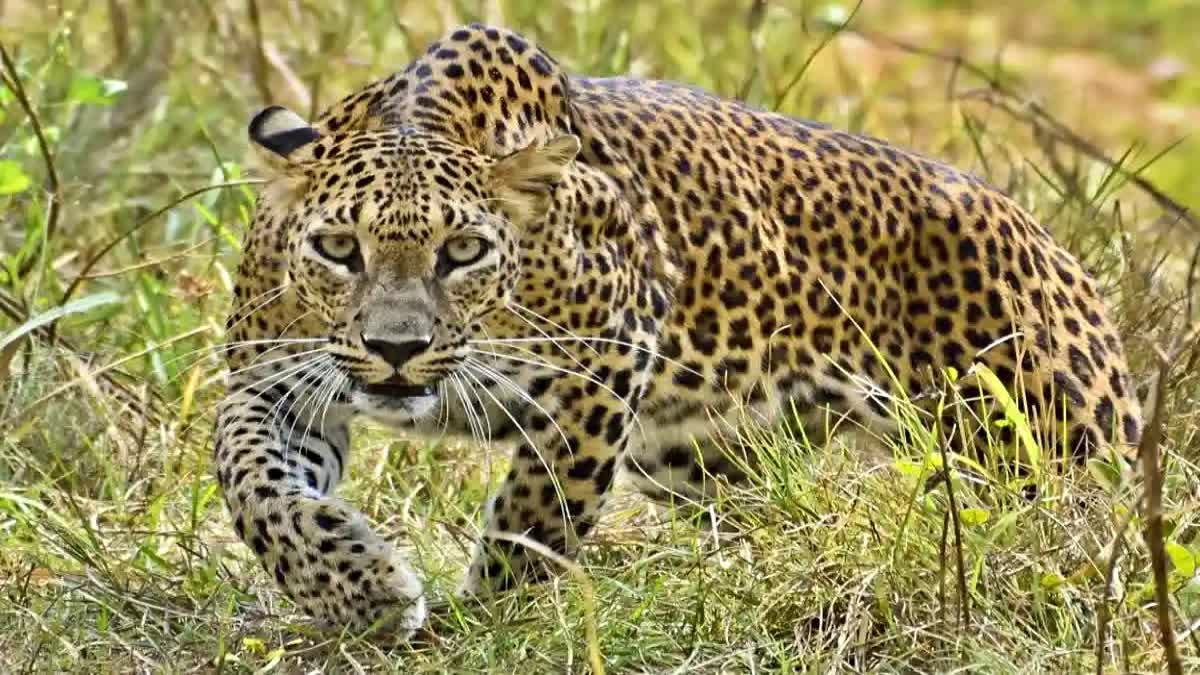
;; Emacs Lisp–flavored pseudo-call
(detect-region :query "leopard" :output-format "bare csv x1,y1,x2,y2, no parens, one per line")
213,23,1143,636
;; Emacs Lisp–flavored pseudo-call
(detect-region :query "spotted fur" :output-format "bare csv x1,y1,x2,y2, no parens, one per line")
214,24,1142,634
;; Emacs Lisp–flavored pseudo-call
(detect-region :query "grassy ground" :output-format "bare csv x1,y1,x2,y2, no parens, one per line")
2,1,1199,672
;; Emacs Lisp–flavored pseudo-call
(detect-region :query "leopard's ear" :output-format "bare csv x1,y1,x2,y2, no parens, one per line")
248,105,320,174
489,135,579,224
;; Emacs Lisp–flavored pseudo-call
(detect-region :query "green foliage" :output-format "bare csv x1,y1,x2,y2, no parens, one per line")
0,160,30,194
65,73,126,106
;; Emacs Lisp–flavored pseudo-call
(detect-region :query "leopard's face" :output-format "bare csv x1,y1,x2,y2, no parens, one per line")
291,135,518,423
247,106,579,424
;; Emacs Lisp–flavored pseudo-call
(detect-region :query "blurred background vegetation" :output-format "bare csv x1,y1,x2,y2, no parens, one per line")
1,1,1198,672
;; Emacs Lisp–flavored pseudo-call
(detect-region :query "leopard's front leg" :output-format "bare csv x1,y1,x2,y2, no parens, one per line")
215,376,426,635
459,353,646,595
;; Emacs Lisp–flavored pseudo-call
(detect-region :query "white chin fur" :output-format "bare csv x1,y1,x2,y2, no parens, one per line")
352,391,439,429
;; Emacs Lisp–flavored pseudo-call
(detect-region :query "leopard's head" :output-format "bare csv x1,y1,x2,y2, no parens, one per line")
247,105,579,423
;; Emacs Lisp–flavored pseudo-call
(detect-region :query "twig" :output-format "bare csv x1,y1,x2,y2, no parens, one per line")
1141,369,1179,674
961,90,1195,234
78,237,216,280
936,429,971,630
1187,241,1200,325
246,0,274,104
105,0,130,64
937,510,949,623
772,0,863,111
16,325,208,416
735,0,768,101
1139,332,1197,675
0,41,63,276
1095,508,1135,674
57,180,260,310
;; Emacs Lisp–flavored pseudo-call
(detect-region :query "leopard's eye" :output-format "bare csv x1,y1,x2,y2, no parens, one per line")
441,236,489,267
311,233,361,268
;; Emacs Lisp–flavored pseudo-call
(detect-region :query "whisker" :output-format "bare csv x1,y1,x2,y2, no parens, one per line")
500,306,607,391
463,370,494,446
220,347,330,383
267,359,328,466
292,364,348,493
464,357,573,454
317,369,349,446
508,302,602,357
166,306,319,380
493,307,629,433
158,307,321,390
222,284,289,337
158,336,326,376
467,347,648,443
305,368,348,494
266,355,333,449
471,335,707,382
265,364,333,470
284,359,340,453
450,373,486,448
436,381,452,438
180,353,331,439
224,354,329,404
160,346,327,420
463,194,527,210
458,367,573,531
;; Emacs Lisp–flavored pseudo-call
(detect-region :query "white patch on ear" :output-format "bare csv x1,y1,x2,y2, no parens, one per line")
249,105,319,155
247,106,321,208
252,106,311,140
489,135,580,224
248,105,320,181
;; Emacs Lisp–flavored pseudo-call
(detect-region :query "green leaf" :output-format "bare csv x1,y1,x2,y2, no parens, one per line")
0,292,123,351
1167,542,1196,577
960,507,990,526
1087,457,1124,493
970,362,1042,472
0,160,31,194
892,458,924,478
241,637,266,655
67,73,127,105
1040,572,1065,590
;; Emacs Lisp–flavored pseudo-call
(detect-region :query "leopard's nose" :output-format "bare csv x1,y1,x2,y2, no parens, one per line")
360,334,432,368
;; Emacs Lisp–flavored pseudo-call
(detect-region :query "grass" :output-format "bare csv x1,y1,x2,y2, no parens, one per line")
2,0,1200,672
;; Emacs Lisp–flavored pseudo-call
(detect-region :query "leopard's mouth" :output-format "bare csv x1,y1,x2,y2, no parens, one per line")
356,375,436,399
351,374,441,425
